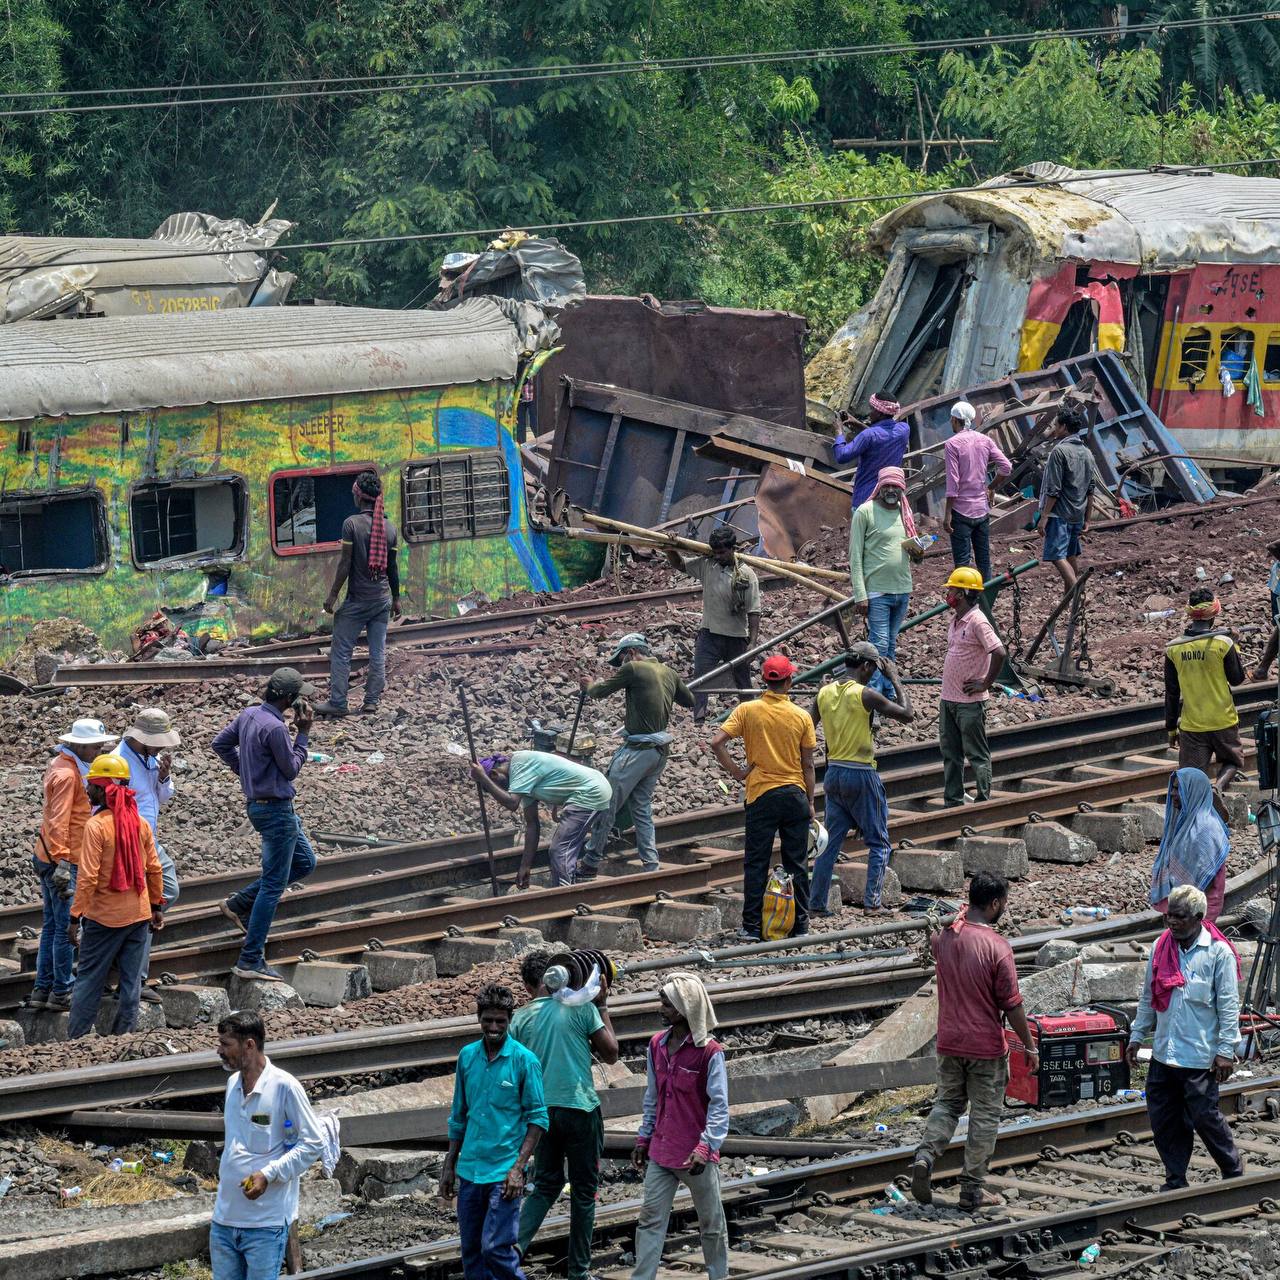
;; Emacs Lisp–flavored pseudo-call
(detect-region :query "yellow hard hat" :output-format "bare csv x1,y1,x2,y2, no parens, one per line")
945,566,985,591
87,754,130,782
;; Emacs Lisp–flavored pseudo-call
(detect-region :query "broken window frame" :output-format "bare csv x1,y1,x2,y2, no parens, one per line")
1176,326,1213,386
1218,326,1255,383
268,462,374,557
1262,330,1280,385
0,484,110,580
401,450,512,543
128,472,249,570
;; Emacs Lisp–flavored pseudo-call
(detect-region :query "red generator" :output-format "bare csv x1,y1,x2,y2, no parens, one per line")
1005,1007,1131,1108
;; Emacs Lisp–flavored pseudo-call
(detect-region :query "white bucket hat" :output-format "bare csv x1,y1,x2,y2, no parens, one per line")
58,718,117,746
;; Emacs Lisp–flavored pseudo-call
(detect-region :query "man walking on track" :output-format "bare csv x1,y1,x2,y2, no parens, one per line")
666,528,761,725
1128,884,1243,1191
910,873,1038,1212
710,654,816,941
939,567,1006,806
212,668,318,982
314,469,401,718
942,400,1011,584
808,643,914,915
577,632,694,879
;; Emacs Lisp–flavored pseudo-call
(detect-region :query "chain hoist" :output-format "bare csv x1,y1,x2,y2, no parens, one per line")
1076,585,1094,672
1007,566,1026,660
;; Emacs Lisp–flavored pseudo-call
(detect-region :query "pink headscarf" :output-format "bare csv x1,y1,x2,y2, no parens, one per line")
871,466,917,537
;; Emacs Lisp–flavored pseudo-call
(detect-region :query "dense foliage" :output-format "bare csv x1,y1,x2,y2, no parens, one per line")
4,3,1280,342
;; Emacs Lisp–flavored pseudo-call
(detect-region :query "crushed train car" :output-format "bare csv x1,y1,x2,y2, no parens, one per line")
810,162,1280,467
0,301,567,660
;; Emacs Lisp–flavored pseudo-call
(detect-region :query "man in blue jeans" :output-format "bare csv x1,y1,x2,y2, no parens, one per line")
314,469,401,718
809,644,914,913
212,668,318,982
441,984,547,1280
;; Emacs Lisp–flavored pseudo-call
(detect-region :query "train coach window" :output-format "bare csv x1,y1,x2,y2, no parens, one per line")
0,487,108,577
1219,328,1254,382
402,452,511,542
131,476,247,566
1177,327,1212,385
270,465,372,554
1264,333,1280,383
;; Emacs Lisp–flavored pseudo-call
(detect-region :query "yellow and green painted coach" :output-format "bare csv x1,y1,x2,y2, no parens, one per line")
0,300,577,659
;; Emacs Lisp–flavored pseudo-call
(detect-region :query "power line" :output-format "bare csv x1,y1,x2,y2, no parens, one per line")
16,158,1280,274
0,10,1276,119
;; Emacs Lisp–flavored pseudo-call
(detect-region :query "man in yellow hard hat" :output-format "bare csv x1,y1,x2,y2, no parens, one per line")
939,568,1006,807
66,754,165,1038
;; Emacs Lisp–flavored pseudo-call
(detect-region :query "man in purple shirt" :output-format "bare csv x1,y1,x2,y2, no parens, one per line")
942,401,1012,584
833,391,911,508
211,668,318,982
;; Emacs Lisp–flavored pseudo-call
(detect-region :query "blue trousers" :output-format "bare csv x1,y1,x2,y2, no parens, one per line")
457,1178,526,1280
810,764,892,910
329,596,391,710
866,592,910,697
209,1221,289,1280
33,856,76,995
228,801,317,968
68,918,150,1038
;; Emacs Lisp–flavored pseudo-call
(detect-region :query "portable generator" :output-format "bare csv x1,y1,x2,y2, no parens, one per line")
1005,1007,1131,1108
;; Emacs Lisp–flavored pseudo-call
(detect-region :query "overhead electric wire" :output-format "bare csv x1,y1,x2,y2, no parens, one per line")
14,157,1280,275
0,9,1276,118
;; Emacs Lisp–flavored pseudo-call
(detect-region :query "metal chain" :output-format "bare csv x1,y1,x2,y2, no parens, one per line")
1076,585,1094,671
1008,568,1025,660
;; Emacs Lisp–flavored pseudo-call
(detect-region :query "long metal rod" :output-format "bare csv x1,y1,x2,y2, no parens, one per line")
457,685,500,898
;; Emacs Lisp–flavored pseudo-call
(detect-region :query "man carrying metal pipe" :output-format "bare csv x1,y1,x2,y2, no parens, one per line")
710,654,816,941
809,644,914,915
665,527,760,725
576,632,694,881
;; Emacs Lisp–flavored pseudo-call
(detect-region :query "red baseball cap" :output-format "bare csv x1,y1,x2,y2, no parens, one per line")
762,654,797,681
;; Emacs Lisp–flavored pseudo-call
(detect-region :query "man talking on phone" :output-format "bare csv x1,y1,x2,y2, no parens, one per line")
212,668,318,982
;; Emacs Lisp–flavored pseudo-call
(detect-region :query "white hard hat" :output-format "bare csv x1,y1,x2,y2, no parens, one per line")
58,718,117,746
808,820,829,860
951,400,977,424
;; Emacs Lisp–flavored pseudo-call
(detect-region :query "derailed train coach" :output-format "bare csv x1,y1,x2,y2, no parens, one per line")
809,162,1280,467
0,300,568,660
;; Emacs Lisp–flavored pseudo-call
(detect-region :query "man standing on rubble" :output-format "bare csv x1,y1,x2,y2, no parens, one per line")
212,668,318,982
576,633,694,880
313,469,401,718
1034,407,1100,591
809,644,915,915
939,567,1007,807
942,401,1011,585
710,654,816,940
512,950,619,1280
910,873,1038,1212
27,718,116,1014
471,749,612,888
665,528,760,725
1165,587,1248,790
1127,884,1244,1192
833,391,910,508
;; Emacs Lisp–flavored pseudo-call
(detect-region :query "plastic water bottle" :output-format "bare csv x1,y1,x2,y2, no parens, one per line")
283,1118,296,1151
306,751,333,765
1139,609,1176,622
884,1183,909,1207
109,1158,125,1173
1078,1243,1101,1265
1116,1089,1143,1102
1061,906,1110,923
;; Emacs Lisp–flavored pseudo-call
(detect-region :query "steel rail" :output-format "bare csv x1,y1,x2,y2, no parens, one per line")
0,960,931,1120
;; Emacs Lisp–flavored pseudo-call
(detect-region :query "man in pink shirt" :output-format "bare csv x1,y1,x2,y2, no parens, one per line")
910,872,1039,1212
939,567,1006,807
942,401,1012,585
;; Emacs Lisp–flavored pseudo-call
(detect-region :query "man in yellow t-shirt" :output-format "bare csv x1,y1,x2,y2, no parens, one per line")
1164,588,1247,789
710,655,816,941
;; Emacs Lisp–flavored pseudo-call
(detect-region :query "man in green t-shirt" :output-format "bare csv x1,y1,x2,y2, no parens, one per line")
511,950,619,1280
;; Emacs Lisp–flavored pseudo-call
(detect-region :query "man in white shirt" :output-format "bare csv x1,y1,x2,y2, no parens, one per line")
213,1010,325,1280
113,707,181,909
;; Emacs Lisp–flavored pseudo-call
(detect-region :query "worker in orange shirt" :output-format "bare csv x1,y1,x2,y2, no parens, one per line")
27,718,117,1014
67,755,165,1038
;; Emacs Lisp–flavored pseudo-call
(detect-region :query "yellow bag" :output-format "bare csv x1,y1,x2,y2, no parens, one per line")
762,867,796,941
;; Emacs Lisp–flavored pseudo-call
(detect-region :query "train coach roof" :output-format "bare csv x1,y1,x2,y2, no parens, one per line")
869,161,1280,269
0,298,533,420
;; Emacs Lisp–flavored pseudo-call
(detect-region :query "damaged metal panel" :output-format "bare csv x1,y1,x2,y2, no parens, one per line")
0,210,296,323
536,296,808,436
436,233,585,311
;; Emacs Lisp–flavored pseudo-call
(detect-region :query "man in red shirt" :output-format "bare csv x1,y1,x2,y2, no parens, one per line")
909,873,1038,1211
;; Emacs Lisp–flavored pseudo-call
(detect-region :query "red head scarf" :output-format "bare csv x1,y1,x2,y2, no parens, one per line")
354,475,388,579
97,779,146,894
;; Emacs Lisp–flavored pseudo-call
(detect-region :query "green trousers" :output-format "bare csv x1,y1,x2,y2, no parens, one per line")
939,698,992,806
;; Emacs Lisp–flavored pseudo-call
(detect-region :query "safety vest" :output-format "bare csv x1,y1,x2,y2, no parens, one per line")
817,679,876,766
1166,631,1239,732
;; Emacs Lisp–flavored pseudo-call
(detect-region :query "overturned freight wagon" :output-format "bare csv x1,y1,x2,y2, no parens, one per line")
0,302,564,659
810,162,1280,466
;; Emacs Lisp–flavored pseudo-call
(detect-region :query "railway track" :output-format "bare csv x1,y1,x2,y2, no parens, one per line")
295,1075,1280,1280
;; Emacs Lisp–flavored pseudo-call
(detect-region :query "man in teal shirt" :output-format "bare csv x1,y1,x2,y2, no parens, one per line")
512,951,619,1280
441,984,548,1280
